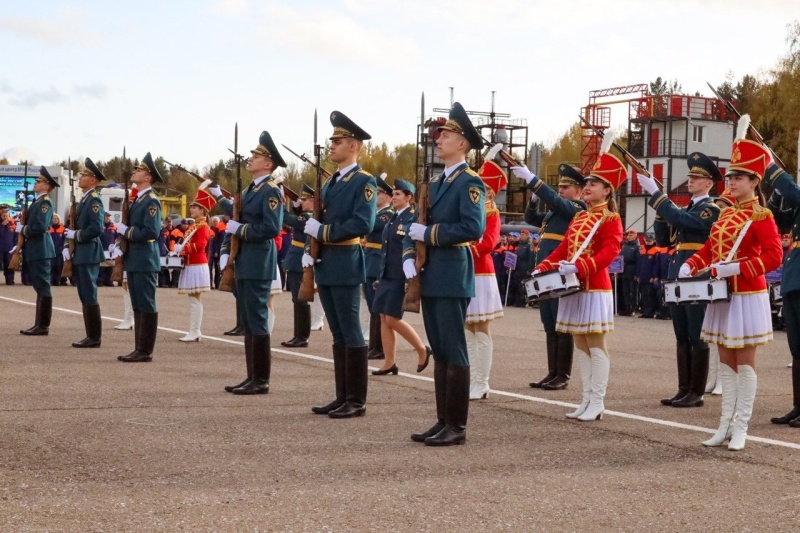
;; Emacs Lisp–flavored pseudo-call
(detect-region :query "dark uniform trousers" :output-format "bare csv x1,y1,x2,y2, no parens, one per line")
75,264,99,305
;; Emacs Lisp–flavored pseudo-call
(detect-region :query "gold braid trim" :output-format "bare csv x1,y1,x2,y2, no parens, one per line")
749,205,773,222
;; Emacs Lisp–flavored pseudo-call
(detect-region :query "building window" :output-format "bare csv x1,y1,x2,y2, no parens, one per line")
692,125,704,143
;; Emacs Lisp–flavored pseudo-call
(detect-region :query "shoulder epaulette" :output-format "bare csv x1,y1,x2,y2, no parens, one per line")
602,209,621,223
464,168,480,178
91,192,99,198
357,169,373,178
486,207,500,217
751,203,774,222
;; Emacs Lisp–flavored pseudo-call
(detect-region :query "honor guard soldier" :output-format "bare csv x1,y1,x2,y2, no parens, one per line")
513,163,587,390
404,102,486,446
19,167,59,335
638,153,721,408
210,132,285,394
64,158,106,347
764,162,800,426
365,175,394,360
306,111,377,418
116,153,163,362
281,184,315,348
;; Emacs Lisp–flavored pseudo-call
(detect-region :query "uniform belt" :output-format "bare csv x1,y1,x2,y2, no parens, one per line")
454,242,469,247
327,237,361,246
364,242,382,249
676,243,703,251
793,242,800,249
541,233,564,242
291,240,305,248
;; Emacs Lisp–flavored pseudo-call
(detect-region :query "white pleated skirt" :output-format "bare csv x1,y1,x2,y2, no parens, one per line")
271,262,283,295
555,290,614,334
701,292,773,348
466,274,504,324
177,264,211,295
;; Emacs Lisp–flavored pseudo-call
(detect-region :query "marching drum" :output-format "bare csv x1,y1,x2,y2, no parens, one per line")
524,271,581,302
663,278,729,305
160,255,185,269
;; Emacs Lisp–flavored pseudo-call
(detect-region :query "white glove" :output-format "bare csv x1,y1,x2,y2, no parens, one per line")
712,262,741,278
111,246,123,259
773,188,783,197
208,185,222,198
301,253,314,268
62,248,71,261
15,224,23,233
65,228,76,239
409,223,427,241
510,166,536,184
403,259,417,279
304,218,321,238
558,261,578,275
532,269,541,276
293,199,302,208
173,243,184,255
678,263,692,278
9,246,17,254
220,254,229,270
108,243,117,253
225,220,241,234
116,222,128,234
273,176,285,185
637,173,659,195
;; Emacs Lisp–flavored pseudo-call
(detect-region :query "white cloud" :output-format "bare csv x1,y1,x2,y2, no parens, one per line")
209,0,251,17
0,7,101,46
1,81,109,109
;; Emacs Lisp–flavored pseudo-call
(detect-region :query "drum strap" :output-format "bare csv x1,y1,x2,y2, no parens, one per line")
568,220,602,263
724,220,752,263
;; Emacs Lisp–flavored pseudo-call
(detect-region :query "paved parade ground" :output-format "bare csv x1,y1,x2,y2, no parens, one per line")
2,284,800,531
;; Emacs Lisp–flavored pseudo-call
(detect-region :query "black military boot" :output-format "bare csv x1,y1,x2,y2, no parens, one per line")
224,308,245,336
661,341,690,405
312,345,347,414
225,334,253,392
329,345,369,418
234,334,270,394
367,314,384,360
425,364,469,446
673,343,707,407
543,333,573,390
530,331,558,388
412,361,447,442
119,312,157,362
282,302,309,347
775,362,800,424
21,296,51,335
73,304,102,348
280,303,300,347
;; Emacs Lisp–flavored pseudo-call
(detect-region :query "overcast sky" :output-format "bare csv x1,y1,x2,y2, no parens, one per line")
1,0,796,174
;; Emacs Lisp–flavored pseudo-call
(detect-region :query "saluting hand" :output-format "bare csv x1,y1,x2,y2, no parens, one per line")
510,166,536,184
208,185,222,198
637,173,659,195
409,223,427,241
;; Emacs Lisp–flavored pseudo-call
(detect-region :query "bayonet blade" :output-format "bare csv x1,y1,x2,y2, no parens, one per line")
314,109,318,147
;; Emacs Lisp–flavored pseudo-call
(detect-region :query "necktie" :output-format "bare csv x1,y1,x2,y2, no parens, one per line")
329,171,340,189
687,199,694,209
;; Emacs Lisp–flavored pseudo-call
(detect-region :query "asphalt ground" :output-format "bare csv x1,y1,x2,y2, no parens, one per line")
1,283,800,531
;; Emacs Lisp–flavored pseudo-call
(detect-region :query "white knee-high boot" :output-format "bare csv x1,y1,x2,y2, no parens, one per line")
311,297,325,331
728,365,757,451
466,330,479,399
578,347,609,421
268,307,275,335
116,289,134,330
706,348,722,395
566,348,592,418
470,332,492,400
180,296,203,342
703,363,738,446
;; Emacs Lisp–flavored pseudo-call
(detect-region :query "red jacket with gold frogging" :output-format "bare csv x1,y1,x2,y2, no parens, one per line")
684,197,781,294
470,207,500,275
537,202,623,291
180,219,211,266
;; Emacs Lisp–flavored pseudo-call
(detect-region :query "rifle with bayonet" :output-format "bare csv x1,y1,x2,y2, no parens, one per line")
297,110,324,303
403,93,428,313
219,123,242,293
8,161,29,271
61,158,76,278
164,160,234,199
111,148,129,284
706,82,786,170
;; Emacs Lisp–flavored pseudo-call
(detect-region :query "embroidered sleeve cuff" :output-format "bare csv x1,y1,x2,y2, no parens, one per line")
425,224,439,246
125,228,134,240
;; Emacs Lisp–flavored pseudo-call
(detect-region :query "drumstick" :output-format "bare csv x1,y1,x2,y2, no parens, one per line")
695,257,748,277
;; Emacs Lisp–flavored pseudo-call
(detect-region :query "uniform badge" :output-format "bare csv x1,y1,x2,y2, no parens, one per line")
92,204,100,214
700,208,712,220
269,197,279,211
149,206,157,217
379,214,389,222
42,205,48,213
364,186,375,202
468,186,481,205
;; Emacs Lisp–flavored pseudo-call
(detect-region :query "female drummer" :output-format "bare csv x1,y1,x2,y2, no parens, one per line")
465,166,505,399
173,184,215,342
681,138,782,451
370,179,431,375
534,151,624,421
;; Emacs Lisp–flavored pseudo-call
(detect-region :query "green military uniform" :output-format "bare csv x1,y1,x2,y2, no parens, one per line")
649,152,721,407
524,164,586,389
310,111,377,419
118,153,163,362
20,166,58,336
763,163,800,425
403,102,486,447
69,158,106,348
216,131,285,395
365,177,394,359
281,183,314,348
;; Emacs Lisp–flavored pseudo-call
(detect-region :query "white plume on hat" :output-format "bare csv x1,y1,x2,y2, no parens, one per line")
198,179,213,190
736,114,750,141
600,127,614,154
